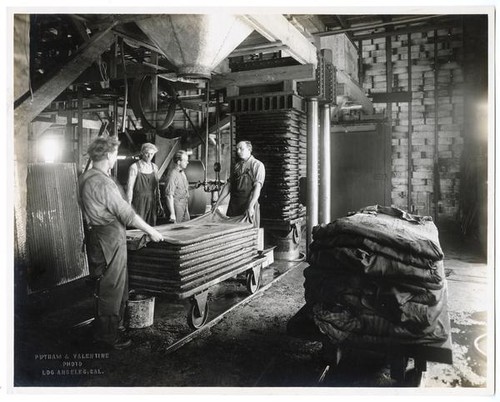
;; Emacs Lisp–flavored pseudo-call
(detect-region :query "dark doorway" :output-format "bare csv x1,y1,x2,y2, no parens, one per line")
330,123,392,220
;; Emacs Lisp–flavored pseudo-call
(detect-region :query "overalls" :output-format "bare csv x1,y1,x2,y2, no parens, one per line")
86,219,128,344
227,162,260,228
79,170,129,345
132,167,158,226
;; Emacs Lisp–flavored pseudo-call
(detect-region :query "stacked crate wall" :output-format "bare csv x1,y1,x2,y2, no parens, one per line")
361,25,464,221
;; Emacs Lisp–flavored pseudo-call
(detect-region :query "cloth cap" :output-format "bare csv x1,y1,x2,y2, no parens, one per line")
141,143,158,154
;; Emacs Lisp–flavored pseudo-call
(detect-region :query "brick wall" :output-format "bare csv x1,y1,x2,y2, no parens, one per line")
361,26,465,221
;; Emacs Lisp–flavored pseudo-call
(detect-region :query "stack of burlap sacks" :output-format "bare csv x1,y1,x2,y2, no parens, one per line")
304,205,450,346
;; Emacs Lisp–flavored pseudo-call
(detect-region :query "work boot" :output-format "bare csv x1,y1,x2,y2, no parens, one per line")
111,336,132,350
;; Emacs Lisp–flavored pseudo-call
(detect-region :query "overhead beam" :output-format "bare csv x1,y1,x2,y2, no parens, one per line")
39,106,111,114
113,27,163,55
287,15,326,41
314,15,442,37
336,15,351,29
68,15,91,42
241,15,317,67
74,14,151,30
211,64,316,90
229,41,285,57
337,70,374,114
352,20,460,41
14,23,117,125
372,91,412,103
32,115,102,130
336,15,356,46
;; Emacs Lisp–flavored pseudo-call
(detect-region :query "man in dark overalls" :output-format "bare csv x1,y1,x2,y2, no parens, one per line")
79,137,164,349
126,142,163,225
213,140,265,227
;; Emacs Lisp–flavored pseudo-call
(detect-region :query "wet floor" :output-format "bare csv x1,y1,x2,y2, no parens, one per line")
124,256,306,351
13,224,491,390
27,255,306,350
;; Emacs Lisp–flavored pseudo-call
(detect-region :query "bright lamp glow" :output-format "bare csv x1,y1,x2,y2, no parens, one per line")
40,136,61,163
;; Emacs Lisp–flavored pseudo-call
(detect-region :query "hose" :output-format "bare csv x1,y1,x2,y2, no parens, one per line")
120,37,128,134
288,251,306,262
473,333,487,359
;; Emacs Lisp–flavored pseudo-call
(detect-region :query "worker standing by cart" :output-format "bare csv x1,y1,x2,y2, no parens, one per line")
127,142,164,225
80,136,164,350
165,150,191,223
213,140,265,228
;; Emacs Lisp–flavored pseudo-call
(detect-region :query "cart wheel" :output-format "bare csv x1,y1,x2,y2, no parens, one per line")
389,356,409,385
187,300,209,330
246,269,261,294
404,368,424,387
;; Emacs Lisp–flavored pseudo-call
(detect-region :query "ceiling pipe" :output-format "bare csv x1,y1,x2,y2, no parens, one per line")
204,80,210,186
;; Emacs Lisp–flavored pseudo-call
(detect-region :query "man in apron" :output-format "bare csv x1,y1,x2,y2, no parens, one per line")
126,142,163,225
213,141,265,227
165,150,191,223
79,137,164,350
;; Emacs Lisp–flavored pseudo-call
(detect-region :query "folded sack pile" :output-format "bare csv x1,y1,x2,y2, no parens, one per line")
304,205,450,346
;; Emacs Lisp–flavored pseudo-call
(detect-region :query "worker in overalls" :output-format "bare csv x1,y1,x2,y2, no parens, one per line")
165,150,190,223
127,142,164,225
213,140,265,227
79,137,164,350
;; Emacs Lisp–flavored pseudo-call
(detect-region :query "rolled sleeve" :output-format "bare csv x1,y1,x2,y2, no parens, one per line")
253,161,265,187
165,174,178,197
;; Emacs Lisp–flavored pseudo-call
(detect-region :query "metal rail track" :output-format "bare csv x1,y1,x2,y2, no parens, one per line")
73,259,305,353
162,260,303,354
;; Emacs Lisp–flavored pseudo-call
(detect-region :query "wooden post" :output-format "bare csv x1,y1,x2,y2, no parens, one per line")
433,30,440,223
66,92,74,163
407,33,413,213
77,86,84,170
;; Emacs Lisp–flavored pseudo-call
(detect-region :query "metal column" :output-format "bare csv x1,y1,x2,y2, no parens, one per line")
319,104,331,224
306,98,319,252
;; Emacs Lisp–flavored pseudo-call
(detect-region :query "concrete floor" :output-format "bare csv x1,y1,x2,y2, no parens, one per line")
12,223,492,392
423,225,490,389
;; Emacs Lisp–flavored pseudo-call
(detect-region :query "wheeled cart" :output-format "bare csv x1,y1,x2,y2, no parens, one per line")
179,250,272,329
126,212,271,329
287,304,453,387
129,249,272,330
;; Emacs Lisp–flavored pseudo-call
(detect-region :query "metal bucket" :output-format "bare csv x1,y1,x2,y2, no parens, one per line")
266,223,301,261
126,292,155,328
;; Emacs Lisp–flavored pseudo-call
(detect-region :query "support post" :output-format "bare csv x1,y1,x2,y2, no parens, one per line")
306,98,319,253
319,103,331,224
433,30,440,223
77,86,84,170
407,33,413,213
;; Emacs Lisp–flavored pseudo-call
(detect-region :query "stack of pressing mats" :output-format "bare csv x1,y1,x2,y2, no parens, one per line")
126,211,258,298
234,109,307,226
